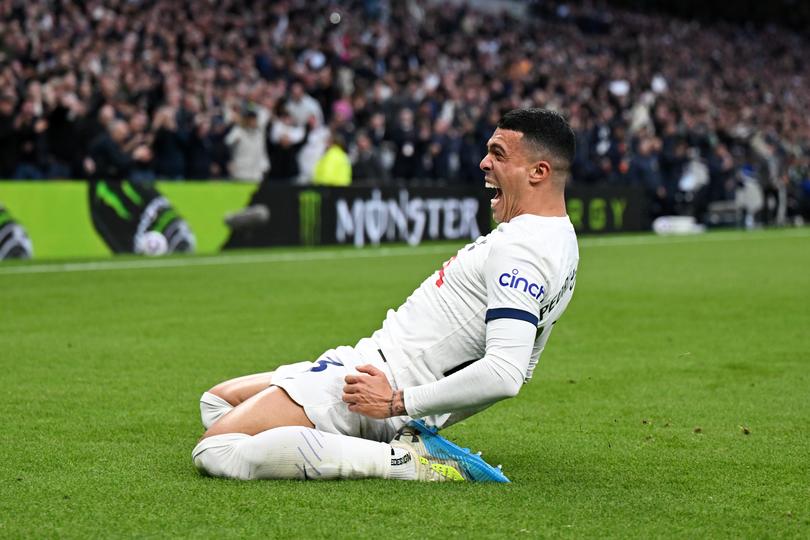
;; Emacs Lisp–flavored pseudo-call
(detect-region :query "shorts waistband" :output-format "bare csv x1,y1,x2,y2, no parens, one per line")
354,337,398,388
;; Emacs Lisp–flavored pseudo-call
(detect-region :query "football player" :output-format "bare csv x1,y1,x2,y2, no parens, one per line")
193,108,579,482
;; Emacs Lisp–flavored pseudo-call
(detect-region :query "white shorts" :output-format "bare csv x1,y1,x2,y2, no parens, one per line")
271,338,410,443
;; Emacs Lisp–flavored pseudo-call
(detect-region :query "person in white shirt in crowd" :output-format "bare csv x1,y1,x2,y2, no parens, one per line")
286,81,324,129
225,105,269,182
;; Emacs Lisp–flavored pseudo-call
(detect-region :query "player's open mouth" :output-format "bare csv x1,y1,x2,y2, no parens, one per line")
485,181,502,208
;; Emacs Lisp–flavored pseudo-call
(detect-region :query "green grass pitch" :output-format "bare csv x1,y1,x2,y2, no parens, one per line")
1,229,809,538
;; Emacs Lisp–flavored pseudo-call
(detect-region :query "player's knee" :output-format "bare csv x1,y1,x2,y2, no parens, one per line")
192,433,254,480
207,381,237,404
207,372,274,406
199,391,233,429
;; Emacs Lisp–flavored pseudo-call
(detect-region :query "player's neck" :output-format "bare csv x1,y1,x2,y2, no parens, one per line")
523,194,567,218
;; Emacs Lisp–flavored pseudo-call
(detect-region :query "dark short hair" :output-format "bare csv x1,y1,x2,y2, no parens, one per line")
497,108,575,167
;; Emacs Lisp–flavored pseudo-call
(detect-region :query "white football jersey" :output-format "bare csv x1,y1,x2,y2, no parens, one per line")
369,214,579,390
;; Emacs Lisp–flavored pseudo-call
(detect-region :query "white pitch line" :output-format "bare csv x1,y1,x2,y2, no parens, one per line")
0,228,808,276
0,244,454,275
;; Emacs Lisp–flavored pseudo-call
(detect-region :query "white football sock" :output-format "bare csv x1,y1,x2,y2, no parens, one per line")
199,391,233,429
192,426,416,481
387,445,417,480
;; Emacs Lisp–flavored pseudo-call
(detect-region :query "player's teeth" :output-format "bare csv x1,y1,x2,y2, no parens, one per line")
485,182,496,189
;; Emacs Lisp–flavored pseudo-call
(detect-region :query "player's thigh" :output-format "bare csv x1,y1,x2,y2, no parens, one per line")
203,386,314,438
209,372,275,406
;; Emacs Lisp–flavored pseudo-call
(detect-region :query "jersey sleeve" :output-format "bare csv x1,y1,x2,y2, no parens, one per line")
484,237,548,327
403,317,536,417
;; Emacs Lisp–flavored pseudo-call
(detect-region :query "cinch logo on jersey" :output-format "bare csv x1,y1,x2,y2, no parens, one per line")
498,269,546,300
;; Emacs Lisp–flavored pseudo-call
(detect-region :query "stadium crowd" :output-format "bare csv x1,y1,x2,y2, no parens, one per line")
0,0,808,221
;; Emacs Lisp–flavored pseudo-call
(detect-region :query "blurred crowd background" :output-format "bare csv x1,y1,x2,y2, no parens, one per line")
0,0,808,223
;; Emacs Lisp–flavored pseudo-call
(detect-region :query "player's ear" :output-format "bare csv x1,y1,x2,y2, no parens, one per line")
529,160,551,185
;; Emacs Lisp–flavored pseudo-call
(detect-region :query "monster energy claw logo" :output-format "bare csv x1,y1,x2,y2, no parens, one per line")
299,190,322,246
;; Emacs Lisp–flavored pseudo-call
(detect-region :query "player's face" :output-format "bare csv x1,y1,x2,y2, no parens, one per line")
479,128,535,223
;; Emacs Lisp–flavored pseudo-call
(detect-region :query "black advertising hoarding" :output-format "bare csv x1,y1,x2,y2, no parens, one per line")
565,186,648,235
225,185,489,248
223,185,648,248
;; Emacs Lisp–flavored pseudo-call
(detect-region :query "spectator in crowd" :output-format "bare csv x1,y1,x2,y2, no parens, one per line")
44,90,85,178
296,122,332,185
208,116,232,180
265,106,311,183
0,95,18,178
127,111,156,184
629,137,667,218
352,130,389,185
187,118,215,180
707,144,736,203
426,119,456,183
389,108,421,181
86,120,151,182
367,112,388,147
287,82,324,129
151,107,186,180
313,131,351,186
13,100,49,180
225,107,269,183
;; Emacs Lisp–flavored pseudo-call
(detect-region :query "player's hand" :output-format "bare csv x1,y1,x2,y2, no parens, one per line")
342,364,396,419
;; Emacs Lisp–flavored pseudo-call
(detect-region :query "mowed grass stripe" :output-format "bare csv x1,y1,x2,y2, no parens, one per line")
1,227,808,276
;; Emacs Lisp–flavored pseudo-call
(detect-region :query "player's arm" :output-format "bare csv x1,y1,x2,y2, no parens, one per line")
342,317,535,419
402,317,535,417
